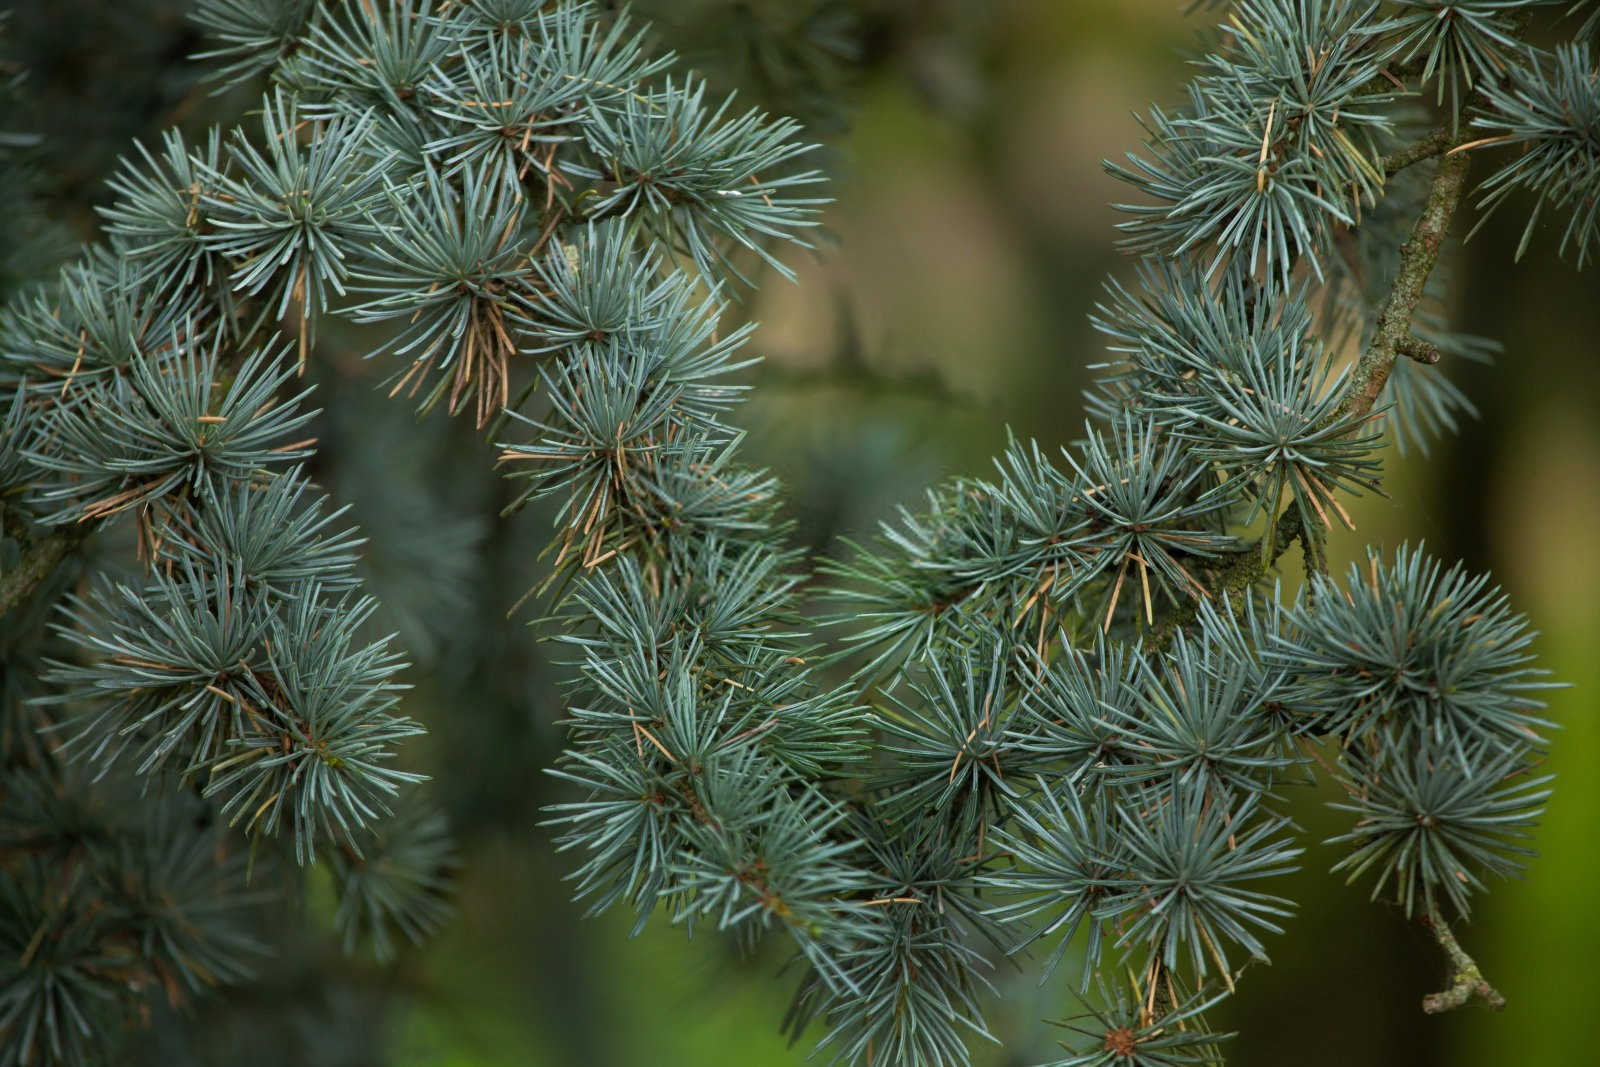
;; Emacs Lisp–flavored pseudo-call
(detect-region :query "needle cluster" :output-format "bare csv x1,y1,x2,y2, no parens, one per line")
1,1,1592,1064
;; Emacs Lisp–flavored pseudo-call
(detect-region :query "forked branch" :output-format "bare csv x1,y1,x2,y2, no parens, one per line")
1422,906,1507,1014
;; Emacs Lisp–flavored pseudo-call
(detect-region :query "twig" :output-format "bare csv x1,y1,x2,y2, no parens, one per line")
1337,146,1472,424
1379,126,1453,176
1397,336,1443,365
1421,906,1507,1014
0,521,88,619
1154,133,1472,646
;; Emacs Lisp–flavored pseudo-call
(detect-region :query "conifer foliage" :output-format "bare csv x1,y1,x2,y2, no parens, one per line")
0,1,1590,1064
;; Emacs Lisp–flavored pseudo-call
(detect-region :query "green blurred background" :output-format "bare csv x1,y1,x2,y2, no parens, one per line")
9,1,1599,1064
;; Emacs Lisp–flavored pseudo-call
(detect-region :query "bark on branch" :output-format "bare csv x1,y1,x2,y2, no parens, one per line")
1422,906,1507,1014
0,520,87,619
1337,147,1472,424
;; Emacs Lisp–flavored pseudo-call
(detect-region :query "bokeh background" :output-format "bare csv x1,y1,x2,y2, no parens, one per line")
7,1,1598,1064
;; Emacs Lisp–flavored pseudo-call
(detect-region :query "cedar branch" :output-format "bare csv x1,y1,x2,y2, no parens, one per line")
1,519,88,619
1422,906,1507,1014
